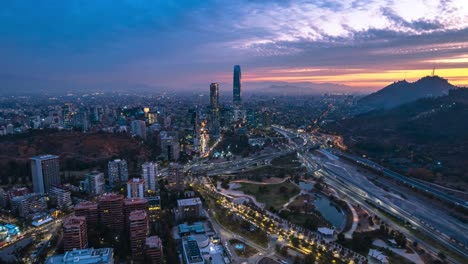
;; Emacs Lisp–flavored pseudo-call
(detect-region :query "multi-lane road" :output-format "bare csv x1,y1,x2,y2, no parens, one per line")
273,126,467,263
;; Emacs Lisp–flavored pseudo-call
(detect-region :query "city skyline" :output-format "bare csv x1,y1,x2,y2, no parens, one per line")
1,1,467,94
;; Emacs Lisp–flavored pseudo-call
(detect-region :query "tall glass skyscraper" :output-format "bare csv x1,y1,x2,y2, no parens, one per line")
233,65,242,105
210,83,219,109
210,83,220,136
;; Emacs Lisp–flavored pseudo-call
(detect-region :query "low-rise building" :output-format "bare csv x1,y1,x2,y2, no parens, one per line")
176,198,203,221
11,193,47,218
45,247,114,264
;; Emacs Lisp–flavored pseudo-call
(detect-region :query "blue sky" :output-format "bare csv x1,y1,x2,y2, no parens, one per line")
1,0,467,92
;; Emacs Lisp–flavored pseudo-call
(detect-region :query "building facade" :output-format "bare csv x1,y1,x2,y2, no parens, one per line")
131,120,147,140
176,197,203,221
63,216,88,252
142,162,158,193
82,171,105,195
49,185,72,210
145,236,163,264
210,83,220,137
160,132,180,161
233,65,242,106
108,159,128,186
11,193,47,218
128,210,149,259
74,201,99,227
31,154,61,194
127,178,145,199
167,163,184,191
98,193,124,233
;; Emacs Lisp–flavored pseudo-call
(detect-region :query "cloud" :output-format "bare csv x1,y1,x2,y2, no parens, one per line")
380,7,443,32
0,0,467,91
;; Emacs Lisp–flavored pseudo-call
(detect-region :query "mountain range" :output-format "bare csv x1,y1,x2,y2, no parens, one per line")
358,76,457,109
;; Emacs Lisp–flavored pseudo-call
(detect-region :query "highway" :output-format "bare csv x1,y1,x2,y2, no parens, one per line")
271,126,468,263
337,151,468,209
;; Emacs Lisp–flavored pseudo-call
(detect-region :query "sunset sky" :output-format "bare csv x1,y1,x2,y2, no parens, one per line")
1,1,467,92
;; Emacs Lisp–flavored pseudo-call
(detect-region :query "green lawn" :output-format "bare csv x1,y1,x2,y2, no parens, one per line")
237,181,300,210
271,153,302,167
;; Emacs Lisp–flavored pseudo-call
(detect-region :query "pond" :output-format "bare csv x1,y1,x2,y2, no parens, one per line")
234,243,244,250
298,181,314,191
313,194,346,229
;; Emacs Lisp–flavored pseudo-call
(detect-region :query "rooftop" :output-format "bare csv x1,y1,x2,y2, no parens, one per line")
124,198,148,205
177,198,202,207
182,238,204,264
179,222,205,234
74,201,98,210
30,154,58,160
129,210,147,221
145,236,162,248
45,247,113,264
64,216,86,228
98,193,123,202
128,178,145,184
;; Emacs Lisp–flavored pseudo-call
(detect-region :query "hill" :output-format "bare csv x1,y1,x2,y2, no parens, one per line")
0,131,152,185
326,88,468,189
359,76,456,109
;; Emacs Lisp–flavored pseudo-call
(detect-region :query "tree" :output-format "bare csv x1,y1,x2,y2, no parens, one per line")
437,252,447,262
337,233,345,242
290,235,300,247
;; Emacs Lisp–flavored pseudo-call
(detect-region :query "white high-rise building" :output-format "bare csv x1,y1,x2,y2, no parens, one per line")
127,178,145,199
82,171,105,195
108,159,128,186
142,162,158,193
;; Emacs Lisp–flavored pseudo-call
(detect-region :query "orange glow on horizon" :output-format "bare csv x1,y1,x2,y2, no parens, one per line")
243,67,468,89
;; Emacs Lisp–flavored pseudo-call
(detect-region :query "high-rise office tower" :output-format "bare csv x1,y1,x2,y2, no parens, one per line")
233,65,242,106
63,216,88,252
98,193,124,233
148,111,158,125
108,159,128,186
49,185,72,210
131,120,147,140
210,83,220,137
145,236,163,264
160,132,180,161
127,178,145,199
142,162,158,193
210,83,219,109
129,210,149,259
81,171,105,195
31,155,61,194
62,103,73,129
167,163,184,191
